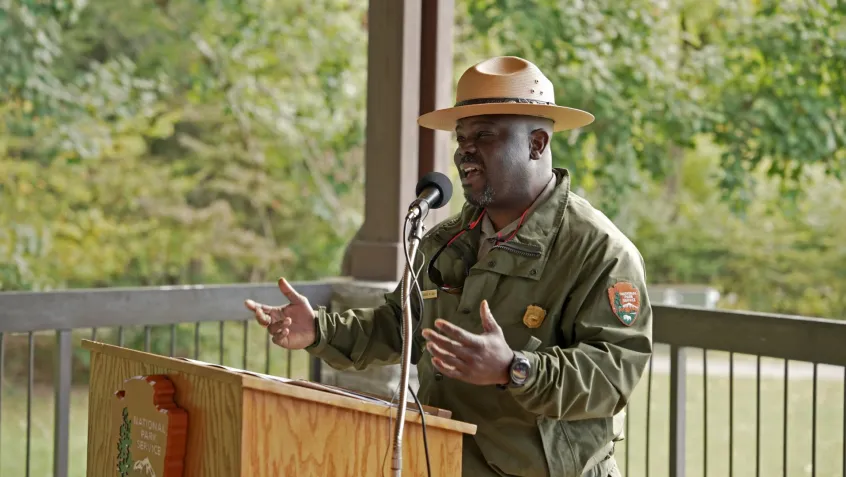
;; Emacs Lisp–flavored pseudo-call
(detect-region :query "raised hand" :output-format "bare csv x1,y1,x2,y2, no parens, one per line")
245,278,317,350
421,300,515,386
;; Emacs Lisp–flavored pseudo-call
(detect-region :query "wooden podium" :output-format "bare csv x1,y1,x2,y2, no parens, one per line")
82,340,476,477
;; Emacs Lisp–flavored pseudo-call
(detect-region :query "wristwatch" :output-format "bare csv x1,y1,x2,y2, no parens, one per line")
498,351,531,389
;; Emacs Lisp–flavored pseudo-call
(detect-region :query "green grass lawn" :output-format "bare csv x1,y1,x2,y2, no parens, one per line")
2,353,843,477
1,384,90,477
616,353,845,477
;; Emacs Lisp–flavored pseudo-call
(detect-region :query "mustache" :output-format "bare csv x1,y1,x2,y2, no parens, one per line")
457,155,482,167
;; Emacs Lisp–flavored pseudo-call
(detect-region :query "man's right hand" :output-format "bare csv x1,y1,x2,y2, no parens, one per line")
245,278,317,350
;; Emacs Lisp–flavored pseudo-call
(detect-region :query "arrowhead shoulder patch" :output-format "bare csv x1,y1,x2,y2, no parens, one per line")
608,281,640,326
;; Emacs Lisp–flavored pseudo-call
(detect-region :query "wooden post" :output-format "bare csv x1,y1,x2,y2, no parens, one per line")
345,0,423,282
418,0,456,229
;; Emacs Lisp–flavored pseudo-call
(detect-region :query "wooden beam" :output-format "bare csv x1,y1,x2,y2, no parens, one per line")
345,0,423,282
418,0,455,228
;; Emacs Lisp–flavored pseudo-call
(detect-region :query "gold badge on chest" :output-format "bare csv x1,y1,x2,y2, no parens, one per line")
522,305,547,328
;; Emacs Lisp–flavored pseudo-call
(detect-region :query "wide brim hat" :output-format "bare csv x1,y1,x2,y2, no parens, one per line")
418,56,594,132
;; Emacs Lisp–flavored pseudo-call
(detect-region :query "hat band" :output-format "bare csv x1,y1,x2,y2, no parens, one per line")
454,97,556,107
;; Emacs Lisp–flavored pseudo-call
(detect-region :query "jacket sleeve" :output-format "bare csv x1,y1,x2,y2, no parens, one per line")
507,237,653,420
305,283,421,371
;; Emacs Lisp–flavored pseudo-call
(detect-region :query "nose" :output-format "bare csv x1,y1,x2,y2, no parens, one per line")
456,139,477,158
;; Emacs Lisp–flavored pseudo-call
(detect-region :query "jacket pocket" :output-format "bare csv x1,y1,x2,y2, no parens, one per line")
474,419,550,477
556,416,612,475
535,416,577,476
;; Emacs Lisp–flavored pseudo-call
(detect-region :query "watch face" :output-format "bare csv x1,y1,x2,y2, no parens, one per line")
511,360,530,385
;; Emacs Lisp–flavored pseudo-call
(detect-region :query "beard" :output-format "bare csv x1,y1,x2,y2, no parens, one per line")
464,183,495,207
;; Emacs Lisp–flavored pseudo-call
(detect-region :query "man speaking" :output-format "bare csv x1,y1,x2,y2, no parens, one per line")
245,56,652,477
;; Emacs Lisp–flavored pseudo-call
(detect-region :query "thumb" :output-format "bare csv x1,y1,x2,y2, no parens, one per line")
278,277,305,305
480,300,500,333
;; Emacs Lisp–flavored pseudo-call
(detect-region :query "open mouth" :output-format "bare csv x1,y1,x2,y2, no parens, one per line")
460,163,484,182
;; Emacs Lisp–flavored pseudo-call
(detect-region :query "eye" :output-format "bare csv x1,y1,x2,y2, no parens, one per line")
477,131,493,139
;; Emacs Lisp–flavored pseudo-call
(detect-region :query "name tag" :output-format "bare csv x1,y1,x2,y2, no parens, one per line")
421,289,438,300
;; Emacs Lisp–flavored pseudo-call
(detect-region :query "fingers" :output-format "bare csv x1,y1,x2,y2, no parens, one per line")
268,316,292,336
269,316,293,348
277,277,305,305
272,329,289,348
430,354,464,380
422,328,471,361
428,342,465,374
433,319,479,346
246,299,272,327
480,300,500,333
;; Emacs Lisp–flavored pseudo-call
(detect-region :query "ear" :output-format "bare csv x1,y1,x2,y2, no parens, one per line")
529,128,550,160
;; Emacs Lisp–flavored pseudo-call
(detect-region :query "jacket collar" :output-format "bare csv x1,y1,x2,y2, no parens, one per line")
432,168,571,281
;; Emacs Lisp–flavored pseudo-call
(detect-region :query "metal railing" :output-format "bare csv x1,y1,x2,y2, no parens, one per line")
616,305,846,477
1,282,845,477
0,281,336,477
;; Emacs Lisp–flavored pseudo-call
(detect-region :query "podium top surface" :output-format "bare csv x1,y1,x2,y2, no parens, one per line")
82,339,476,435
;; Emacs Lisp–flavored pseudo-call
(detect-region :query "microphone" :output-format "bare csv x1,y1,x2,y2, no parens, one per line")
393,171,451,476
407,171,453,221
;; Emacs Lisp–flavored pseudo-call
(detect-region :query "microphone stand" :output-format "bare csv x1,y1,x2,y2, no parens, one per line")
391,208,424,477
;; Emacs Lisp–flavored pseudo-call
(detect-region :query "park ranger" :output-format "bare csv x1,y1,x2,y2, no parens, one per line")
245,56,653,477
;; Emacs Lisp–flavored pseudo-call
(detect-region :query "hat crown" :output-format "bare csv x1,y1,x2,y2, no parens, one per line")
416,55,594,133
455,56,555,105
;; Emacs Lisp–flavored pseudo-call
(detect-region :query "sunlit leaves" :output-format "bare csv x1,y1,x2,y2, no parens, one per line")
456,0,846,317
0,0,368,290
711,0,846,208
457,0,845,214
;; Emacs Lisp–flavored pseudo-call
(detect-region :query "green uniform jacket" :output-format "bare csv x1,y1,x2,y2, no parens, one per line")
307,168,653,477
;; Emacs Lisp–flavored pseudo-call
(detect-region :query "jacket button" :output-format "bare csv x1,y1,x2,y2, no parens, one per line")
488,260,496,267
530,269,537,276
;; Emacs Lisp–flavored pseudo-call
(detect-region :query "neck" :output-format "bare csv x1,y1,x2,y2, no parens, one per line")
486,171,554,231
486,208,526,232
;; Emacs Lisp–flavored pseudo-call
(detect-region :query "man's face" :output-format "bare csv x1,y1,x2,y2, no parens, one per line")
454,115,530,208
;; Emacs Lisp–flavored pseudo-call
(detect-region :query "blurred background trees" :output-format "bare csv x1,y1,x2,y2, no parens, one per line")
2,0,845,318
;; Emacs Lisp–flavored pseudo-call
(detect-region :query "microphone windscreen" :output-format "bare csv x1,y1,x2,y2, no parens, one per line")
416,172,453,209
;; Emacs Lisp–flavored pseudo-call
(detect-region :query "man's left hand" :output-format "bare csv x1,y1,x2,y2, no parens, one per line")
422,300,515,386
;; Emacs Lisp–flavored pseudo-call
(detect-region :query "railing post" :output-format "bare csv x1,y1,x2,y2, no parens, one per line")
669,345,687,477
54,330,72,477
310,356,323,384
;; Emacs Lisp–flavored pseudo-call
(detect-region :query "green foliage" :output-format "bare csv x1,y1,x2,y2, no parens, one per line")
707,0,846,208
631,139,846,319
455,0,846,318
456,0,846,214
1,0,845,322
0,0,367,291
457,0,718,213
117,407,132,476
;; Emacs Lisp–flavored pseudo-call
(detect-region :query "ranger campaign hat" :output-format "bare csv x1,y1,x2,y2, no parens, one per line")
417,56,595,132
